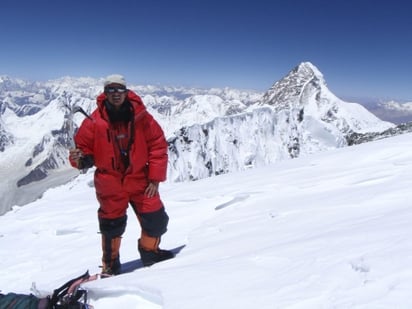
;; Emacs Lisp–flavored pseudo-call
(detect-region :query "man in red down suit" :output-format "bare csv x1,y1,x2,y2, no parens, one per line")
69,74,174,276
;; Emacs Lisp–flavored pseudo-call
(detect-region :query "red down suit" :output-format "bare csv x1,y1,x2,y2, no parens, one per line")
72,90,168,219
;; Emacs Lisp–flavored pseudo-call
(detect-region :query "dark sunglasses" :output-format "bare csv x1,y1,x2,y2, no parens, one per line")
105,86,128,93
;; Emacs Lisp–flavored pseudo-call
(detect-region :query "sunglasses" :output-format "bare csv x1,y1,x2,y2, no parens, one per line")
105,86,128,93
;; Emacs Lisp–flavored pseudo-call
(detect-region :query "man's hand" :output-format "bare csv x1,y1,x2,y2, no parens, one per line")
69,148,83,167
145,181,159,198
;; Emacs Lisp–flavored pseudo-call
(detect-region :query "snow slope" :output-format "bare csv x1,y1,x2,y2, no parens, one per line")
1,128,411,308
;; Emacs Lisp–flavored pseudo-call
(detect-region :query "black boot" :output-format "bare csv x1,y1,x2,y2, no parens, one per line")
138,232,174,267
101,258,121,276
138,241,175,267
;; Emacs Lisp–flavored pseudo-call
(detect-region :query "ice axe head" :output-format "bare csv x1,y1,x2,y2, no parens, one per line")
72,105,91,119
72,105,83,114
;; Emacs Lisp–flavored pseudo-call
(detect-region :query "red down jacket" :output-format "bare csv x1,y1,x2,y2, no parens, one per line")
71,90,168,218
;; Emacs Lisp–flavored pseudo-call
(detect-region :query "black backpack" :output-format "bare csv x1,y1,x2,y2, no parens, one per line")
48,270,92,308
0,271,93,309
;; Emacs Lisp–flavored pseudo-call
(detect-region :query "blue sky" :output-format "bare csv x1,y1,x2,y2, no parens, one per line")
1,0,411,100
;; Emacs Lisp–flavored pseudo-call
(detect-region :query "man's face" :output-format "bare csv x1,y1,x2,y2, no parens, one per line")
105,83,128,109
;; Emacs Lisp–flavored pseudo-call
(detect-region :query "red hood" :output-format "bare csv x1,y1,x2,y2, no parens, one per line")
96,90,146,118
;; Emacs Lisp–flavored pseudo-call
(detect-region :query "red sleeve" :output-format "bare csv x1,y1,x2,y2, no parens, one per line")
69,118,95,168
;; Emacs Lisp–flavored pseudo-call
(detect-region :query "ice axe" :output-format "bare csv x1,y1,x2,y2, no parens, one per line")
63,102,91,149
64,103,92,172
72,105,92,119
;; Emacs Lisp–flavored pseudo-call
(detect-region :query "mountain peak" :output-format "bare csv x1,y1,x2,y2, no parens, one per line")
294,62,324,80
259,62,327,109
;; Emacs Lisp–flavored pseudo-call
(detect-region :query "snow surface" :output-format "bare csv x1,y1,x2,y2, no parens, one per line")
1,133,412,308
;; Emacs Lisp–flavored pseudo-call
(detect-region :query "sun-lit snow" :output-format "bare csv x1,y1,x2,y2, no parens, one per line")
1,133,412,308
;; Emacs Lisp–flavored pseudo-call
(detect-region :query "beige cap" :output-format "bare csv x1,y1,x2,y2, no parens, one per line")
104,74,126,87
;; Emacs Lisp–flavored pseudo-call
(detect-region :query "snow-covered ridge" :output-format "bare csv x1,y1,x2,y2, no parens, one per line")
0,62,394,215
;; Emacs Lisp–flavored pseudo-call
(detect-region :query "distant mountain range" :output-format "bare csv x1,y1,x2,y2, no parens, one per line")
0,62,409,215
365,100,412,124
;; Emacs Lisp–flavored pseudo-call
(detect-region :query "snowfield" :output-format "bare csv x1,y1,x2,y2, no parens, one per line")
1,133,412,308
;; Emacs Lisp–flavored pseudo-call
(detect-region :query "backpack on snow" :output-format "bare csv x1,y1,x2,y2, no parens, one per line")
0,292,40,309
0,271,95,309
